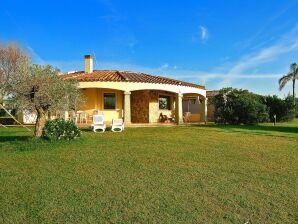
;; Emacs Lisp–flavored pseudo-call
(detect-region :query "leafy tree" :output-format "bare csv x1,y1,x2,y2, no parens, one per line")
279,63,298,106
214,88,269,124
0,43,29,103
12,64,82,137
263,95,296,122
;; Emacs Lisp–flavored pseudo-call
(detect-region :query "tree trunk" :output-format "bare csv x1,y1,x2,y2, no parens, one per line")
293,79,296,106
34,109,47,138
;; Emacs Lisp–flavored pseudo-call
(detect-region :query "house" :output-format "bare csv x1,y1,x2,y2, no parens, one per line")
61,55,207,125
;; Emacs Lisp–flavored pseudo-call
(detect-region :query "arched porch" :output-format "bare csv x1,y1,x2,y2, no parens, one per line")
182,93,207,123
72,82,207,126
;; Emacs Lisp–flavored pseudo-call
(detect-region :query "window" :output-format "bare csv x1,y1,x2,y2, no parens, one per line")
104,93,116,109
159,95,171,110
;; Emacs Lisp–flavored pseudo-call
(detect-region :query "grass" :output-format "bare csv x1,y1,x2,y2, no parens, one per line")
0,120,297,223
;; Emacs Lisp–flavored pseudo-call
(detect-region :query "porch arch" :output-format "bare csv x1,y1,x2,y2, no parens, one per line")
182,93,207,123
78,81,206,97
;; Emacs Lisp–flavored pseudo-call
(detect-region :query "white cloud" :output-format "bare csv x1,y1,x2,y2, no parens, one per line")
47,26,298,97
26,46,46,64
159,63,169,69
199,26,209,41
217,25,298,88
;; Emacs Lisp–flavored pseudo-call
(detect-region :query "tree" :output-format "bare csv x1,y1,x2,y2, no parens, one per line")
279,63,298,106
13,64,82,137
0,42,29,103
262,95,295,122
213,88,269,125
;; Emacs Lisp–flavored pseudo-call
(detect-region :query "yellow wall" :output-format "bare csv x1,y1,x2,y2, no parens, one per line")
79,88,123,122
78,88,205,124
149,90,175,123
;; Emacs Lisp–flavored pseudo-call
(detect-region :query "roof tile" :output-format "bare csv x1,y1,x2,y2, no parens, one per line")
61,70,205,89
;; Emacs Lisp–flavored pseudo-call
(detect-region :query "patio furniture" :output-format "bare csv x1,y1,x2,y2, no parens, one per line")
92,115,106,132
76,111,88,124
159,113,175,123
111,118,124,132
92,110,101,115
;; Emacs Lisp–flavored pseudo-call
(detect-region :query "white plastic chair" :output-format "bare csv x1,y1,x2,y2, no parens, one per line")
92,115,106,132
80,112,88,124
111,119,124,132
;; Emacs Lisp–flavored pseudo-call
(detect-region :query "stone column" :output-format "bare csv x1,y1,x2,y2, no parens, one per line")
204,97,208,124
124,91,131,124
175,93,183,124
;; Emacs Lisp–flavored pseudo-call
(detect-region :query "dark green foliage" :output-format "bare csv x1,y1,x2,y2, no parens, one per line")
44,119,80,140
0,109,6,117
10,108,17,116
214,88,296,124
0,108,16,117
214,88,269,124
296,99,298,118
0,117,15,125
263,95,296,122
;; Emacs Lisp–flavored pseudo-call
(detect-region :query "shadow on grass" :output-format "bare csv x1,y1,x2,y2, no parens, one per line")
0,135,32,142
80,127,112,133
198,123,298,139
80,128,93,132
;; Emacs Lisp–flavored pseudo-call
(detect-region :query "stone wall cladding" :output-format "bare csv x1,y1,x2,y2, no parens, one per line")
131,90,150,123
131,90,176,123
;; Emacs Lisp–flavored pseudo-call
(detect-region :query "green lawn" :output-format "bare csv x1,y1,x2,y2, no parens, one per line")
0,120,297,223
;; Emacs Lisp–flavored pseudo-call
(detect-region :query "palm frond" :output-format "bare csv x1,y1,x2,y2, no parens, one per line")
290,63,298,80
279,73,293,90
290,63,297,72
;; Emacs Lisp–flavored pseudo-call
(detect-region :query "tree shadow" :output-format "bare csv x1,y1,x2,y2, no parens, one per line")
200,123,298,138
0,135,32,142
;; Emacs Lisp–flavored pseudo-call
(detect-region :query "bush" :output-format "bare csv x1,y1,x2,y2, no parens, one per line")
214,88,269,125
263,95,296,122
0,117,15,125
44,119,80,140
296,99,298,118
0,108,17,117
0,109,6,117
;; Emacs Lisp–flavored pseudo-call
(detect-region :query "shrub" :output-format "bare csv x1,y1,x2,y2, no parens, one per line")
44,119,80,140
0,117,15,125
263,95,296,122
0,108,17,117
296,98,298,118
214,88,269,125
0,109,6,117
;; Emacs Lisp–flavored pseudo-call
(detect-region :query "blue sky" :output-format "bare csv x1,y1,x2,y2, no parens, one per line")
1,0,298,96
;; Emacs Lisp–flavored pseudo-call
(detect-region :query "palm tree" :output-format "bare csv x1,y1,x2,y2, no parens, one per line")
279,63,298,105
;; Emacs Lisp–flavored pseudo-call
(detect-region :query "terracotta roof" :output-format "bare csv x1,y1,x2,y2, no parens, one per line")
61,70,205,89
207,90,220,97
